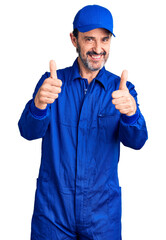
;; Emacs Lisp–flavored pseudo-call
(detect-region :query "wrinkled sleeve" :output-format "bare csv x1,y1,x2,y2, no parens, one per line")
119,82,148,150
18,72,51,140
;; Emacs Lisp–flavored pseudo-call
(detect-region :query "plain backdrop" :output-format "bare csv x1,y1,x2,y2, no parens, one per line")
0,0,166,239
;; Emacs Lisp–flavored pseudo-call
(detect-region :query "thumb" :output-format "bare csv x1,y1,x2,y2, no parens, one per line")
119,70,128,90
50,60,57,79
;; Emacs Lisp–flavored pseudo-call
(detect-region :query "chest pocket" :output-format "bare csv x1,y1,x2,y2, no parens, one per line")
97,114,120,143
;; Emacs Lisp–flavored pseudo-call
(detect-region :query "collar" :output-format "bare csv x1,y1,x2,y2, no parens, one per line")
71,58,108,90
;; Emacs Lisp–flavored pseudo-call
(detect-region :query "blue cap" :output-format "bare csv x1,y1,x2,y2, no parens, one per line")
73,5,115,37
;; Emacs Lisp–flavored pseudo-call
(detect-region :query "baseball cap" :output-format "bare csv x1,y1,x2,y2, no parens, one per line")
73,5,115,37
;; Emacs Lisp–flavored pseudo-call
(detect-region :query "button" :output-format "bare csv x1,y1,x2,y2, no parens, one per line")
84,88,87,95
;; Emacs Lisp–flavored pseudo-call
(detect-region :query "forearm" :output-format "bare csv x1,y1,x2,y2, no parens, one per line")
119,108,148,150
18,99,50,140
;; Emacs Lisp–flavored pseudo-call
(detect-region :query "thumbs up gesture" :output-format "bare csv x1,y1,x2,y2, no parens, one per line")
34,60,62,109
112,70,137,116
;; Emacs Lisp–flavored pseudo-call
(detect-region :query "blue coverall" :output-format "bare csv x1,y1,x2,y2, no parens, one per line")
18,58,148,240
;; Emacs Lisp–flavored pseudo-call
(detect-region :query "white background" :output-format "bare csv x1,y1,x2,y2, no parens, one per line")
0,0,166,239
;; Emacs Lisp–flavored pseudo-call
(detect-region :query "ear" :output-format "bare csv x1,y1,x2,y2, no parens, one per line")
70,33,77,48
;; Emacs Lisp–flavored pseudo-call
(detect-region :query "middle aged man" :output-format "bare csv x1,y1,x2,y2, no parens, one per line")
18,4,148,240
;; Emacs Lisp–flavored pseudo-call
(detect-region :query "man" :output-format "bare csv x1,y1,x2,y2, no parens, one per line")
18,5,148,240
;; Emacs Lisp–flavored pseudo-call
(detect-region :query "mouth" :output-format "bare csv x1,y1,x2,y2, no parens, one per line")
87,51,106,62
89,54,103,61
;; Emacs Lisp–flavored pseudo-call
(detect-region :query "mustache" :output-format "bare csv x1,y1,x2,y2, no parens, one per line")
86,50,106,56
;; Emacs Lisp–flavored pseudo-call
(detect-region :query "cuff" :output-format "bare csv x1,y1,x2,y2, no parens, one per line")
29,100,48,119
121,108,140,125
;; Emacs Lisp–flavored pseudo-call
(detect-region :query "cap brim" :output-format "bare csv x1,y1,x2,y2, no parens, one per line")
77,24,115,37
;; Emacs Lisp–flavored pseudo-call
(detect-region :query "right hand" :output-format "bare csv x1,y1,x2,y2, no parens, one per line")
34,60,62,109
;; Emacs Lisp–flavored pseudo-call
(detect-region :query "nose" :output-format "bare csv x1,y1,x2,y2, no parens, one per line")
93,40,103,54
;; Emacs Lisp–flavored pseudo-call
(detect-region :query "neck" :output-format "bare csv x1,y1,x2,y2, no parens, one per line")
77,57,100,84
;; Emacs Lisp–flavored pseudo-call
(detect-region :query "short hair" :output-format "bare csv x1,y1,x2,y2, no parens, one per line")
73,28,79,39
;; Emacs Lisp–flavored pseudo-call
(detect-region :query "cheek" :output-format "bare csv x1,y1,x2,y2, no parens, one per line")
78,42,93,57
106,45,111,54
81,48,90,57
104,47,110,58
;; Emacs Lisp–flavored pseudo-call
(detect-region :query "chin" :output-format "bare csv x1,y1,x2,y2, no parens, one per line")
88,61,105,71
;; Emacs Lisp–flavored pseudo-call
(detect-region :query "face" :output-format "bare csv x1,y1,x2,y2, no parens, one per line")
71,28,111,72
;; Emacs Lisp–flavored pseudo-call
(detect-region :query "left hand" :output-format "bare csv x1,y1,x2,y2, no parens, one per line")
112,70,137,116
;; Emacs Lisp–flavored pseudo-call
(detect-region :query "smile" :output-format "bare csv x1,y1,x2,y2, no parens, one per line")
89,54,103,61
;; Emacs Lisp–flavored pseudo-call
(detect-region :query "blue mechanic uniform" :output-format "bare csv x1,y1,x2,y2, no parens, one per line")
18,58,148,240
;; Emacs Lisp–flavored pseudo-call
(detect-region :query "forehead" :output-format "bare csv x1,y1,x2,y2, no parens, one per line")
79,28,111,38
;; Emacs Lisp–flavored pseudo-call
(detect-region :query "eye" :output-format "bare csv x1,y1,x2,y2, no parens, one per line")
86,38,93,42
84,37,94,42
103,37,109,42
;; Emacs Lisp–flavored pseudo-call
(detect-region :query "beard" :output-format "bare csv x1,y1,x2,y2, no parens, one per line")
76,42,109,72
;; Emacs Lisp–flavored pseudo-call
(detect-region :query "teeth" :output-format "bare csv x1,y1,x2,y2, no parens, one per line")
91,55,101,59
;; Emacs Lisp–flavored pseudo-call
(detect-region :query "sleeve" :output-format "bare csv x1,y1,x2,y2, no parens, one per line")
119,82,148,150
18,72,51,140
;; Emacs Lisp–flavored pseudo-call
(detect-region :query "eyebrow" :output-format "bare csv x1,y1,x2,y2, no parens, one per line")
84,36,95,40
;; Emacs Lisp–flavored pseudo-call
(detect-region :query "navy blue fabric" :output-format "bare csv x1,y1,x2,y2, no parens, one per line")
18,58,148,239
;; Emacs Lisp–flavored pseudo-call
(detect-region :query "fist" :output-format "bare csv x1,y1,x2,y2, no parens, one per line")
112,70,137,116
34,60,62,109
